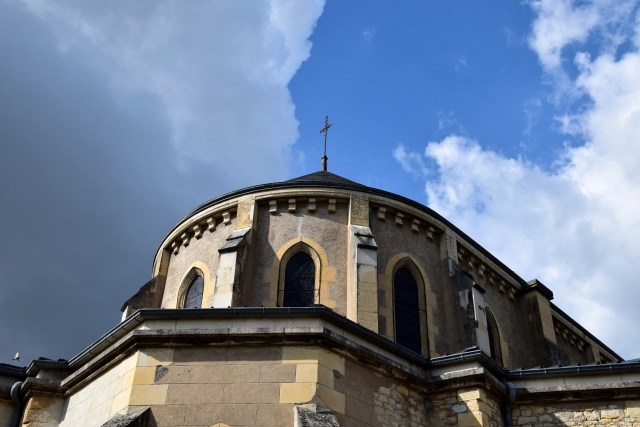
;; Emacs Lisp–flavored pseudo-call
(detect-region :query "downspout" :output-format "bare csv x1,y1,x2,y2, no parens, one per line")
501,380,516,427
10,381,23,427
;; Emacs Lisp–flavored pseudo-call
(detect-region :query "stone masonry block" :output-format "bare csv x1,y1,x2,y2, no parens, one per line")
154,365,191,384
166,383,224,404
131,367,156,385
227,345,282,364
457,411,489,427
318,365,335,389
149,405,187,427
173,347,227,365
183,403,258,426
626,399,640,417
222,383,280,403
129,384,168,406
190,364,260,383
260,364,296,383
280,383,316,404
256,403,295,426
318,349,345,375
317,384,346,414
358,265,377,284
282,346,318,364
457,389,486,403
137,348,174,367
296,363,318,383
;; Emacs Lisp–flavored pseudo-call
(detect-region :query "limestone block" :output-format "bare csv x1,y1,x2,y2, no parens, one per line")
457,411,489,427
318,349,345,375
256,404,295,426
427,225,435,240
508,287,515,300
282,346,319,364
378,206,386,220
457,389,486,403
128,384,168,406
181,232,190,247
192,224,202,239
288,198,296,213
626,400,640,417
317,384,345,414
412,218,420,232
259,364,296,383
395,212,404,226
328,198,336,213
222,210,231,224
207,216,216,232
308,198,316,212
222,383,280,403
280,383,316,403
171,241,179,255
269,200,277,215
136,348,174,367
296,363,319,383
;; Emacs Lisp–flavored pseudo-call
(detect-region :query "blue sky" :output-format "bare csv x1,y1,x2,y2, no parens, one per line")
1,0,640,362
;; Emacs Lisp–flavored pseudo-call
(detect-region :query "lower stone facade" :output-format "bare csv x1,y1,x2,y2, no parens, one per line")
11,313,640,427
513,401,640,427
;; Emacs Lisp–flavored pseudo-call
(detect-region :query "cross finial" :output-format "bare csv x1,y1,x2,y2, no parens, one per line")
319,116,334,171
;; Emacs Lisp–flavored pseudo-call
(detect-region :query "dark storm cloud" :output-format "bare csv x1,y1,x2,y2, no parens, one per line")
0,1,324,364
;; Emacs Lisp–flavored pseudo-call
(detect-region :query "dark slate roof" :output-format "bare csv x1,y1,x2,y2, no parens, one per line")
286,171,366,187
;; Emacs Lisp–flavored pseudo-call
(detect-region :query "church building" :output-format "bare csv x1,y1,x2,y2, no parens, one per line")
1,165,639,427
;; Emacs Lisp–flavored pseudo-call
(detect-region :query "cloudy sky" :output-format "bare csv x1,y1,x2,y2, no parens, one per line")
1,0,639,363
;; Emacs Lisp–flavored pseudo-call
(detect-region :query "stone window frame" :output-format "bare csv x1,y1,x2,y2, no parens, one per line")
485,305,508,367
262,237,336,309
391,257,430,357
379,253,439,357
175,262,212,308
277,242,322,307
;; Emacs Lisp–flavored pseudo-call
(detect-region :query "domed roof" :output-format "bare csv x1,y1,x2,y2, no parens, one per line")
285,171,367,187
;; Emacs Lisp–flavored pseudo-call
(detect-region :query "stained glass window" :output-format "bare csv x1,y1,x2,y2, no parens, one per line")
283,252,315,307
394,267,422,354
184,275,204,309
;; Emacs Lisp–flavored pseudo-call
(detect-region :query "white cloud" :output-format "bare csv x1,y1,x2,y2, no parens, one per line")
397,0,640,358
363,27,376,43
455,56,468,73
393,144,428,177
19,0,325,185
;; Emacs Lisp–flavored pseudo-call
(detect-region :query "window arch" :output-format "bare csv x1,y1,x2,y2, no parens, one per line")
282,251,316,307
177,267,206,308
393,267,422,354
486,307,504,367
184,275,204,309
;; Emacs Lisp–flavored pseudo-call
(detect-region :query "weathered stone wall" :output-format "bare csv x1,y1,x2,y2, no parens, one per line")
251,199,349,315
513,400,640,426
426,388,503,427
371,208,445,357
162,214,237,309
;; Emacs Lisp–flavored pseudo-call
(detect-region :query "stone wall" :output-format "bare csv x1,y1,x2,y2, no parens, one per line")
513,401,640,427
57,352,138,427
426,388,503,427
162,214,237,309
251,199,349,314
0,400,14,427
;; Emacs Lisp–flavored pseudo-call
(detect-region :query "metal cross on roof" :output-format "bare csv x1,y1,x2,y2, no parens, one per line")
319,116,334,171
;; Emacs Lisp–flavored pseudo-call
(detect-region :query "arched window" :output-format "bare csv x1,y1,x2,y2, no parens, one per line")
184,275,204,309
486,307,504,367
283,251,316,307
393,267,422,354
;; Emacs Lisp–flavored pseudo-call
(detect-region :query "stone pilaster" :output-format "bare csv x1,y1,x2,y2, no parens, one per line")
347,196,378,332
